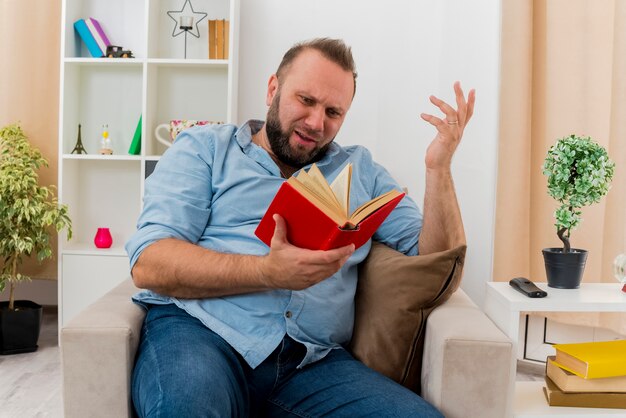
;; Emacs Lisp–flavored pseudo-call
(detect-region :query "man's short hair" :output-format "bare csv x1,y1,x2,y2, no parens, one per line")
276,38,358,96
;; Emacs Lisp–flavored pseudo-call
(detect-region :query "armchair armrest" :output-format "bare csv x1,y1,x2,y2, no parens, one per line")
61,278,144,418
421,288,514,418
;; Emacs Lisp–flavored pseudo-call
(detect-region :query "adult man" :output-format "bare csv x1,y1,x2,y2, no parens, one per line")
126,38,474,417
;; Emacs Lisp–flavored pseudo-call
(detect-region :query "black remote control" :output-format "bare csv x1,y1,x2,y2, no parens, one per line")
509,277,547,298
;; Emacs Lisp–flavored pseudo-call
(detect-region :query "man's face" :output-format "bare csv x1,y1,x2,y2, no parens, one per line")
265,49,354,168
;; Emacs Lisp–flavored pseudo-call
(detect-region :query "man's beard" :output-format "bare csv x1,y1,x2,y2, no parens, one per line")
265,91,332,169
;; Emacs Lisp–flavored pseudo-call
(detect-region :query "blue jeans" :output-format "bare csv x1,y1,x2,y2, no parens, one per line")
132,303,443,418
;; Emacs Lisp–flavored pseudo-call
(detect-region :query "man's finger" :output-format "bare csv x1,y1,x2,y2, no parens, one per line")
454,82,468,123
420,114,450,133
270,214,288,245
466,89,476,122
304,244,356,266
333,243,355,260
429,95,457,120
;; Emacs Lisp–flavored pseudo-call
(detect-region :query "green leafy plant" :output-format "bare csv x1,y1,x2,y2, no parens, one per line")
0,123,72,310
543,134,615,253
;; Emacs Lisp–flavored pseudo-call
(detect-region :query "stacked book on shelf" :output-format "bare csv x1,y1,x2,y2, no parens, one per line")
543,339,626,408
208,19,229,59
74,17,111,58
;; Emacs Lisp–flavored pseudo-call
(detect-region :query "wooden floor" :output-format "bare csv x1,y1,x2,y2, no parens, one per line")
0,307,62,418
0,307,543,418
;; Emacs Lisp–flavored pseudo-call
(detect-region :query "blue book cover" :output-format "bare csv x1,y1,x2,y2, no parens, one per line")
74,19,103,57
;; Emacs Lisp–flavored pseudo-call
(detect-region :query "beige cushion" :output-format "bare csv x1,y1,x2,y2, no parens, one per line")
349,242,466,394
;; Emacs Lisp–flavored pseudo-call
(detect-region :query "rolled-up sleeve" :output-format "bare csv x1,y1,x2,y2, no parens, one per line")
372,171,422,255
348,146,422,255
125,128,215,268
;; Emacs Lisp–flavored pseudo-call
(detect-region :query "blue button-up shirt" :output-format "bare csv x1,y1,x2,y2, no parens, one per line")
126,120,422,368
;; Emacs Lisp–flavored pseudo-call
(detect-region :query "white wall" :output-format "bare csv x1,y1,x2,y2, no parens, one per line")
238,0,502,307
0,279,58,306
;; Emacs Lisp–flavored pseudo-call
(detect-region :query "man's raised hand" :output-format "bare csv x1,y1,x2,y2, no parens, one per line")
420,81,475,170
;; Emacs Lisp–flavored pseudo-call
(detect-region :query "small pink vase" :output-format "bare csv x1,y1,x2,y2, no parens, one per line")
94,228,113,249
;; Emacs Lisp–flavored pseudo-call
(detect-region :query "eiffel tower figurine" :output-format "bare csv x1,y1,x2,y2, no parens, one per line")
71,124,87,154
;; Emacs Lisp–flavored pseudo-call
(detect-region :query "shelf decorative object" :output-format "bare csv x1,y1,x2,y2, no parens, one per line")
167,0,207,59
105,45,134,59
71,124,87,154
98,124,113,155
94,228,113,249
128,115,142,155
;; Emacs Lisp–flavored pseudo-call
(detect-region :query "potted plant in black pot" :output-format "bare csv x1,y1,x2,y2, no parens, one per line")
542,134,615,289
0,123,72,354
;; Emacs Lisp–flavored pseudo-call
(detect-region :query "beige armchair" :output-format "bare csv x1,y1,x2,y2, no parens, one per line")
61,278,513,418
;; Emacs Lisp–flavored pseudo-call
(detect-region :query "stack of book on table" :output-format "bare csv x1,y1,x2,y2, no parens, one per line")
543,339,626,408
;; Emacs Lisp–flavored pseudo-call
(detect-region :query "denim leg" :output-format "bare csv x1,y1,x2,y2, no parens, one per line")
246,335,308,415
132,304,250,418
265,347,443,418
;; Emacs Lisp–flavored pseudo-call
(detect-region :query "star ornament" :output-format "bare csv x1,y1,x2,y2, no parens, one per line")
167,0,208,38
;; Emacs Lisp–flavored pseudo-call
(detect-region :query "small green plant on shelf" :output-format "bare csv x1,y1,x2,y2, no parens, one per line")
542,134,615,253
0,123,72,310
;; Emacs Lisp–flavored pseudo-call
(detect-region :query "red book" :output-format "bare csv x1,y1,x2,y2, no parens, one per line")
255,164,405,250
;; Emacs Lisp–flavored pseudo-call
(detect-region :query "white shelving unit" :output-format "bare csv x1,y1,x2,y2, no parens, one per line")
57,0,239,326
484,282,626,417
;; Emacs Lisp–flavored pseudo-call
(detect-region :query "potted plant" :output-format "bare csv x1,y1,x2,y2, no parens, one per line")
0,123,72,354
542,134,615,289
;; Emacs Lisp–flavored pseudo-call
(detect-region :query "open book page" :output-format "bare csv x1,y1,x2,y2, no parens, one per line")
348,189,403,226
289,164,402,230
295,165,342,213
329,163,352,219
286,177,347,225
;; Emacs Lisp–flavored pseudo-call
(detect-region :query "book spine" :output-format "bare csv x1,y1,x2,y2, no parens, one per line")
88,18,111,48
208,20,217,59
554,351,626,379
216,19,225,59
74,19,103,58
224,20,230,60
84,18,106,56
321,227,345,251
544,376,626,408
547,357,626,393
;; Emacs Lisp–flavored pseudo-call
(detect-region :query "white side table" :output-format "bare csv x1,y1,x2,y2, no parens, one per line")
484,282,626,417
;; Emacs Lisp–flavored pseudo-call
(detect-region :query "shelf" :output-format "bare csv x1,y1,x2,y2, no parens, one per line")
144,64,229,155
63,242,128,257
63,154,142,161
147,0,232,60
64,0,146,59
485,284,626,417
487,282,626,312
147,58,228,67
61,159,141,246
61,64,142,155
63,58,229,67
64,57,144,66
